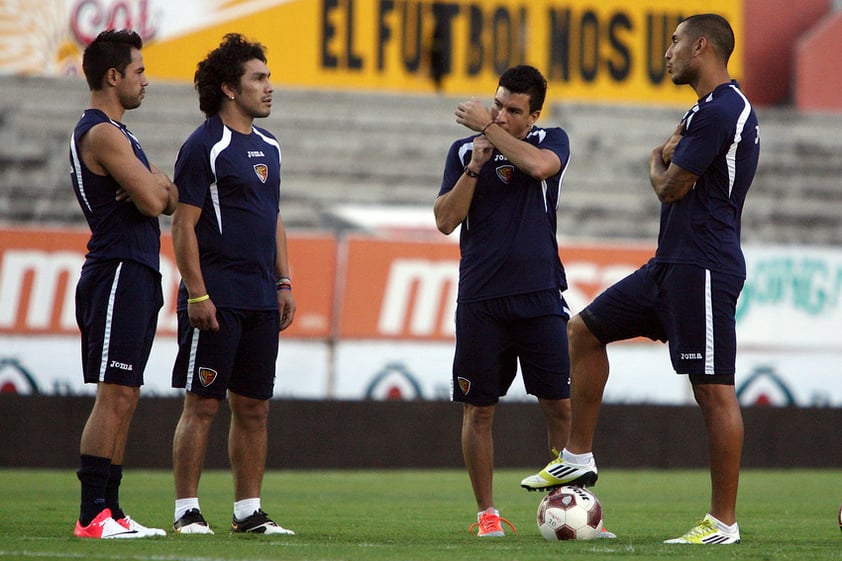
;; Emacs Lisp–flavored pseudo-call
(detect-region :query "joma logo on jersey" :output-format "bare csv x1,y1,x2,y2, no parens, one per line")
681,352,703,360
247,150,265,158
253,164,268,183
109,360,133,371
198,367,218,387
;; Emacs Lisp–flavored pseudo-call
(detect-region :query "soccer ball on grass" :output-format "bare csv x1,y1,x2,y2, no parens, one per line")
536,485,603,541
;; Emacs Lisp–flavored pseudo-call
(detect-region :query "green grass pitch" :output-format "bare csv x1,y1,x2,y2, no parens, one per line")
0,468,840,560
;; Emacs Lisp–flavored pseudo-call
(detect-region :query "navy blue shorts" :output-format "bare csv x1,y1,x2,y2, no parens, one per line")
172,308,280,400
580,261,744,378
75,260,162,387
451,289,571,406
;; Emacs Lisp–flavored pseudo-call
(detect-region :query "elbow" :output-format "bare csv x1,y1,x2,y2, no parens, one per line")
136,201,166,217
656,190,683,205
433,197,457,235
162,194,178,216
435,216,456,235
655,183,687,204
170,211,191,241
153,198,176,217
528,162,559,181
438,224,455,236
162,184,179,216
139,187,178,217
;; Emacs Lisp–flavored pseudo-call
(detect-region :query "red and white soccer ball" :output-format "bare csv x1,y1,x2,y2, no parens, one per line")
537,486,604,541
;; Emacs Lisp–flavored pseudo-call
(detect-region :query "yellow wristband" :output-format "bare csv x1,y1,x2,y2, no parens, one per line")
187,294,210,304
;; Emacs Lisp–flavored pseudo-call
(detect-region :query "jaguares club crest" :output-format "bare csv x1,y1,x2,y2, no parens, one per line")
253,163,268,183
457,377,471,395
496,164,514,184
198,367,218,387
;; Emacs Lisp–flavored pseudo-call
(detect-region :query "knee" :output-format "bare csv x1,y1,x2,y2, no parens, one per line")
692,383,739,410
539,397,570,426
97,384,140,416
568,315,597,350
231,397,269,426
183,394,221,422
555,399,571,423
463,403,494,429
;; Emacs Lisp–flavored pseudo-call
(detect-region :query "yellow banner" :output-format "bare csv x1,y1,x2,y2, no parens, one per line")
141,0,743,105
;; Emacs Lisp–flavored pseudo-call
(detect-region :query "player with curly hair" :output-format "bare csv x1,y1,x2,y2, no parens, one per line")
169,33,296,536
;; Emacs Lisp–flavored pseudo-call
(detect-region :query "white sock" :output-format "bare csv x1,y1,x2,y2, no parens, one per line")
707,513,739,533
175,498,200,522
234,498,261,521
562,448,594,464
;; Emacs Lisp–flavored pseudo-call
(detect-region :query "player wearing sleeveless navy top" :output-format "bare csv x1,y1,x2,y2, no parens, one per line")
70,30,177,539
71,109,161,270
170,34,296,537
523,15,759,545
71,108,165,389
435,65,575,537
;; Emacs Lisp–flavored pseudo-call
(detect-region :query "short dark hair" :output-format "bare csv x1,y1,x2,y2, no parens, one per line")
682,14,735,64
498,65,547,113
82,29,143,91
195,33,268,117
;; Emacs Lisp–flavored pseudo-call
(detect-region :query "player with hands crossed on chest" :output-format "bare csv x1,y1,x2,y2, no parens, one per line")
436,65,616,539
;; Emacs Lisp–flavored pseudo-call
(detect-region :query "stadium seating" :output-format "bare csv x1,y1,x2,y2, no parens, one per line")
1,75,840,244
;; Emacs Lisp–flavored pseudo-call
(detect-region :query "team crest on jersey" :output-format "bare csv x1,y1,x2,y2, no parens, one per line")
457,377,471,395
198,367,218,387
253,163,268,183
496,165,514,184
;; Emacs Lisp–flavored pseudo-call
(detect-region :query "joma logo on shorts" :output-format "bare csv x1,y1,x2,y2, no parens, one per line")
680,352,703,360
109,360,133,371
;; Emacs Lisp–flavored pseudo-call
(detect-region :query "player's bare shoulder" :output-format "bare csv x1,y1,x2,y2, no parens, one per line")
81,119,131,174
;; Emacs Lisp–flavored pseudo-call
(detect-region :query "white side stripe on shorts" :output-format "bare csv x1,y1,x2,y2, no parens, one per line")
185,327,201,389
98,262,123,382
704,269,715,375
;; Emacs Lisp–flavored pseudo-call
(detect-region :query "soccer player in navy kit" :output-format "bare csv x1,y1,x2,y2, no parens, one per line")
435,65,576,537
70,29,177,539
522,14,760,545
169,34,296,536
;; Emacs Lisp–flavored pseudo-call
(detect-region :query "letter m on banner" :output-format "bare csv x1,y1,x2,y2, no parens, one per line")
0,250,81,333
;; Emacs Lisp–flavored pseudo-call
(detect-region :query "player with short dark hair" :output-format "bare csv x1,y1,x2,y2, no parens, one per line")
435,65,600,538
71,28,178,539
521,13,760,545
81,29,142,91
169,33,296,536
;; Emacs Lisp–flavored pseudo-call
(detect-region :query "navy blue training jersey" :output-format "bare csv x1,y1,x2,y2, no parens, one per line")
438,126,570,303
656,81,760,278
174,114,281,311
69,108,161,272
